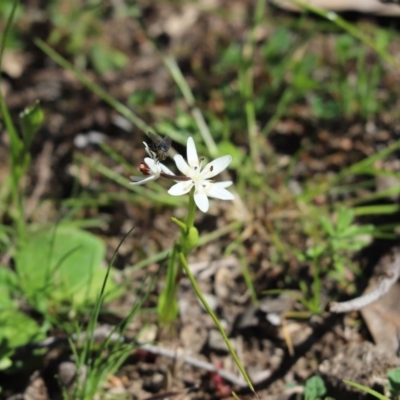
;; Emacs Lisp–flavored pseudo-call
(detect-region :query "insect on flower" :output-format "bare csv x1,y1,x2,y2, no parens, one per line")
148,132,172,161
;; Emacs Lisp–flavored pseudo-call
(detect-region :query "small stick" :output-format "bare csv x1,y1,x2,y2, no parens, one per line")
330,255,400,313
14,325,271,388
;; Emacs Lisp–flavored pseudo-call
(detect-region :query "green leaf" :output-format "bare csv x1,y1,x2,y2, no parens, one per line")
299,280,309,296
304,375,326,400
15,226,116,313
344,380,389,399
311,96,340,120
319,216,335,237
292,247,307,262
0,339,13,370
157,290,179,324
185,226,199,252
0,357,12,371
176,111,195,130
388,368,400,395
128,89,156,107
19,101,43,149
306,246,325,259
262,27,291,61
336,207,354,234
0,309,44,349
354,204,400,216
338,224,374,239
90,43,128,74
334,236,371,252
0,266,18,308
214,43,242,72
336,34,357,61
171,217,187,231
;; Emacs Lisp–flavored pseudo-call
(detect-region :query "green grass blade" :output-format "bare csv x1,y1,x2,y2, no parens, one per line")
179,252,257,395
354,204,400,216
291,0,397,67
0,0,21,162
343,380,389,400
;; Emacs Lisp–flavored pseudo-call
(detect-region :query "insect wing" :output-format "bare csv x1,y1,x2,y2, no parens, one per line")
148,132,161,145
160,135,172,152
147,133,171,160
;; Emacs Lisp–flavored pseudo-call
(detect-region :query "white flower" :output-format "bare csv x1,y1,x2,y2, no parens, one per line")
130,142,175,186
168,137,234,212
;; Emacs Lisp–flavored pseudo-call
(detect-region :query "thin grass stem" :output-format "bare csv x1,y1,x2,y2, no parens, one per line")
179,252,257,395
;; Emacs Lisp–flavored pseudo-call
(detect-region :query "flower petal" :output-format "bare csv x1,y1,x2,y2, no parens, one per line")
159,163,175,175
206,182,235,200
130,175,157,185
143,158,162,175
186,137,199,169
168,181,193,196
201,155,232,179
173,154,192,176
194,192,209,212
213,180,233,189
143,142,156,159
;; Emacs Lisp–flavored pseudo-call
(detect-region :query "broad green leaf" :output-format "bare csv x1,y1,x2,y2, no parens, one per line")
15,226,116,313
388,368,400,395
0,310,44,349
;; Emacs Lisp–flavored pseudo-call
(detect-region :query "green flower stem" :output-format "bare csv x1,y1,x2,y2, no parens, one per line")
158,190,197,323
178,252,256,393
158,243,179,324
186,189,196,233
10,173,26,242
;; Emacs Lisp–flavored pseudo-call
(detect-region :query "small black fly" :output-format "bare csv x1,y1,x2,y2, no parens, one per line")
148,132,172,161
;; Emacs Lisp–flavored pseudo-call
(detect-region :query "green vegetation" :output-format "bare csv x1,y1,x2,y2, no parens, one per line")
1,0,400,397
304,376,328,400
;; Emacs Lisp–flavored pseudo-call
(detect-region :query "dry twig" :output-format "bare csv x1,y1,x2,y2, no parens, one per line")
330,255,400,313
14,325,271,388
